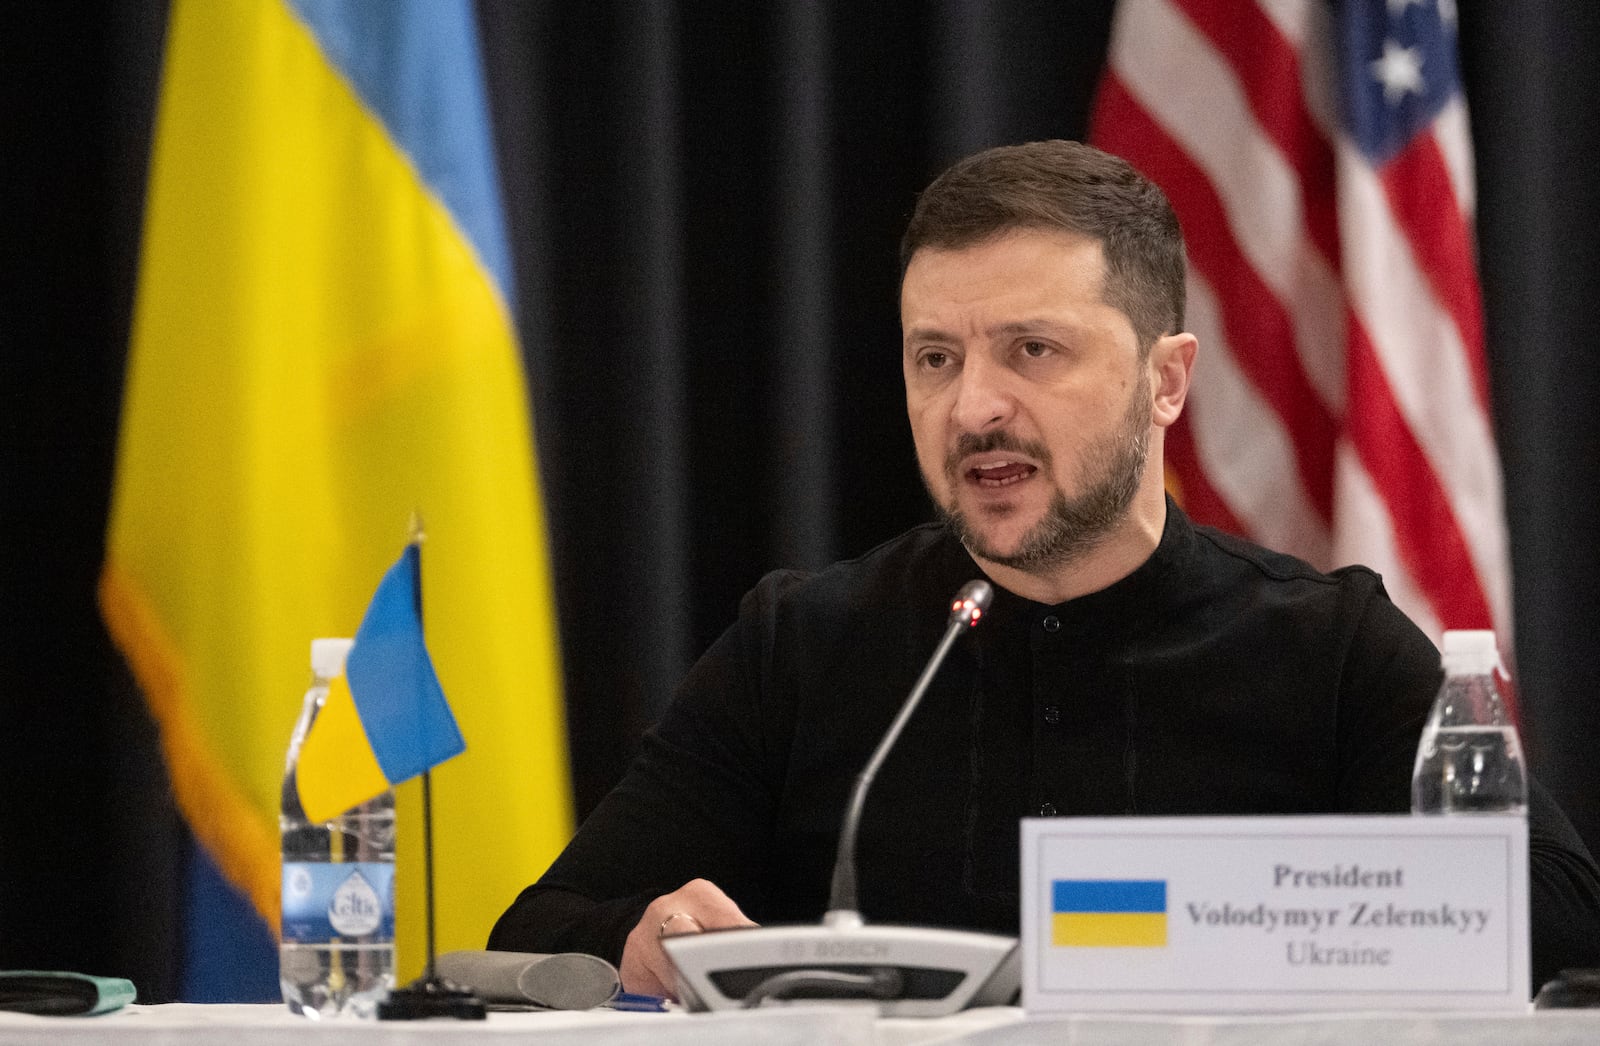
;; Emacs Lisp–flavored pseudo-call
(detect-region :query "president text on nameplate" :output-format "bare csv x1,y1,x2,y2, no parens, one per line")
1020,816,1528,1012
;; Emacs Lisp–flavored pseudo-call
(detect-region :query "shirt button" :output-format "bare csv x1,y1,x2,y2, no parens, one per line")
1042,705,1061,725
1038,801,1057,816
1041,615,1061,633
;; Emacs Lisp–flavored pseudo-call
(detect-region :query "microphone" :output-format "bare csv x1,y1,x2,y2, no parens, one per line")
662,580,1020,1017
826,579,991,923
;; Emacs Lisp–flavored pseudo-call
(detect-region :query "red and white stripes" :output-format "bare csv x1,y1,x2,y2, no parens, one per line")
1093,0,1509,653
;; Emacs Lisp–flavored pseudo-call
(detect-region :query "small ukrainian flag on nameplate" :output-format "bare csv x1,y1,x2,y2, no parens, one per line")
1052,879,1167,947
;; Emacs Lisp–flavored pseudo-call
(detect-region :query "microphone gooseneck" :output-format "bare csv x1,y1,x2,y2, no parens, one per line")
826,579,993,920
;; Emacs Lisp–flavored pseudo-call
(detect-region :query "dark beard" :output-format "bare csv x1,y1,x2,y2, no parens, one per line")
929,377,1150,571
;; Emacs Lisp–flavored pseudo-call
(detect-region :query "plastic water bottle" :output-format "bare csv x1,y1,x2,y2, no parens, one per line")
1411,630,1527,814
280,638,396,1018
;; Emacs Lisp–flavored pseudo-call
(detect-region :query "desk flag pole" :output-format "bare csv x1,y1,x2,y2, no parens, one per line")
310,514,483,1020
373,514,484,1020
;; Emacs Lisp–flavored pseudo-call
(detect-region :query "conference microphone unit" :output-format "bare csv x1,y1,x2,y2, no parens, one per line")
663,580,1020,1016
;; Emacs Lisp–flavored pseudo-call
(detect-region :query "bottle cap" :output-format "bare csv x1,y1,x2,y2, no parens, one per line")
310,637,355,678
1441,629,1499,675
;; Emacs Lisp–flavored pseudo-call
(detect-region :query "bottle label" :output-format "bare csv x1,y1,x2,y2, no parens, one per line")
281,862,395,942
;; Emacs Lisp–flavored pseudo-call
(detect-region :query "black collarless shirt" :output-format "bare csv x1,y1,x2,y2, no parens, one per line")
492,501,1600,989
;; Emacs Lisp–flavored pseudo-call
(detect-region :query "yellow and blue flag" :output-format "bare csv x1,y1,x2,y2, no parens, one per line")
101,0,570,999
296,544,465,825
1052,880,1168,948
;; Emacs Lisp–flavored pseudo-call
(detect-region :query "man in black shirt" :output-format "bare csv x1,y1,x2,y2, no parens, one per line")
491,141,1600,996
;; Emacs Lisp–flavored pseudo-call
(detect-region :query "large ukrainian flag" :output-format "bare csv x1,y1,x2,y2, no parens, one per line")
101,0,570,998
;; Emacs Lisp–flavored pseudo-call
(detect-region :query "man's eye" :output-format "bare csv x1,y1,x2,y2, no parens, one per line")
920,351,949,369
1021,340,1052,358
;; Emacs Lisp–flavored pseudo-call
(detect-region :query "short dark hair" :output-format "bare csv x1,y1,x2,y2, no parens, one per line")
900,140,1186,354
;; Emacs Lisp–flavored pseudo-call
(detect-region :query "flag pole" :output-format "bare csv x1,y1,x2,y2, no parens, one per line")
410,514,439,983
377,512,486,1021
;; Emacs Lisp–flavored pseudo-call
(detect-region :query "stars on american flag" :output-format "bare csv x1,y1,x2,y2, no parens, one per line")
1371,39,1425,105
1370,0,1457,107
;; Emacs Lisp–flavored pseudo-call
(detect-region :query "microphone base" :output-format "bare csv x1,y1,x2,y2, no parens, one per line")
661,923,1019,1017
375,976,487,1021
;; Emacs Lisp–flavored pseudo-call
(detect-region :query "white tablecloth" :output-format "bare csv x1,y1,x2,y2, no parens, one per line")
3,1003,1599,1045
0,1003,874,1046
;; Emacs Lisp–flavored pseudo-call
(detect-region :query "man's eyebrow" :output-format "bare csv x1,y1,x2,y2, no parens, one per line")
989,319,1076,338
905,319,1075,344
904,325,959,345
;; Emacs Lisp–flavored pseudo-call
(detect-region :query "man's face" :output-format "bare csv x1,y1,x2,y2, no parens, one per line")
901,228,1152,572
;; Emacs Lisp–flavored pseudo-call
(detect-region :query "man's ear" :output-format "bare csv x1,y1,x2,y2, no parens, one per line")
1149,332,1197,428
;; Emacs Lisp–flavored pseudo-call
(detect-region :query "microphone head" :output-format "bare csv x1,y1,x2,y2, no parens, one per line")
949,580,993,628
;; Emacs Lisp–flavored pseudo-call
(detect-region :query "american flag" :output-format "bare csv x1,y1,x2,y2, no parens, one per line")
1092,0,1508,654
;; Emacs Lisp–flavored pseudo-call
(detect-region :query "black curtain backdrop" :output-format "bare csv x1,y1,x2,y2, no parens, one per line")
4,0,1597,1003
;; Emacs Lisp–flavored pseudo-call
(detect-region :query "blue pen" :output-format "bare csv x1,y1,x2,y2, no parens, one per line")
604,991,669,1012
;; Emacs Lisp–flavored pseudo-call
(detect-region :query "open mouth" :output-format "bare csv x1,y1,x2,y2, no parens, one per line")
967,461,1037,488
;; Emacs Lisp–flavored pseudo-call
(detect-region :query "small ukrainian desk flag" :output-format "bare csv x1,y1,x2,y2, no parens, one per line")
1052,879,1168,948
296,544,466,824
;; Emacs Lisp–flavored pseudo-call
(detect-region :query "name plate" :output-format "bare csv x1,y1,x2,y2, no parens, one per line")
1020,815,1528,1012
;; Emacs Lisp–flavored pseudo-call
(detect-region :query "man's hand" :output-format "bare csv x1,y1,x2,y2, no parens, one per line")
620,879,759,999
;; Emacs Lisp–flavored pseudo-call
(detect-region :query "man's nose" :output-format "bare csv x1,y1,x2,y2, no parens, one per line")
950,354,1013,433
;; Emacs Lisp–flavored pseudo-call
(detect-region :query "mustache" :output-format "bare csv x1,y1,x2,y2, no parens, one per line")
945,430,1052,475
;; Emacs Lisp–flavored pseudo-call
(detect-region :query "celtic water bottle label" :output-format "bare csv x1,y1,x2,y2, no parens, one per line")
329,869,383,935
282,862,395,942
